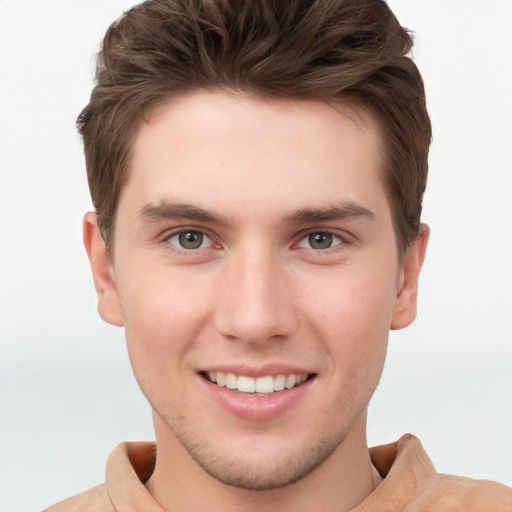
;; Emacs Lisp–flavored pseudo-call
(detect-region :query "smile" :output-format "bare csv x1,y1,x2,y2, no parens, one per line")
205,371,311,394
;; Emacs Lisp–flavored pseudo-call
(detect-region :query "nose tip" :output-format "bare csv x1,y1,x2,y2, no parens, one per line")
213,253,299,345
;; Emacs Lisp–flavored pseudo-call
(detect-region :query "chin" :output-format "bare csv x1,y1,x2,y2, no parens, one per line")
168,415,351,490
188,446,331,490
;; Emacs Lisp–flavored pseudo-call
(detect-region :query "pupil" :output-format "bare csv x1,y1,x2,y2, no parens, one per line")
179,231,203,249
309,232,332,249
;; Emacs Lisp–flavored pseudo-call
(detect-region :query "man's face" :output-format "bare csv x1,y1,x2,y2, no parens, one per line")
88,91,425,489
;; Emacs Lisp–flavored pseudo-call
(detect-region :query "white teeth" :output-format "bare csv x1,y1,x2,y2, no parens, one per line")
216,372,226,387
225,372,237,389
255,375,274,393
285,374,296,389
237,375,256,393
206,372,309,394
274,374,286,391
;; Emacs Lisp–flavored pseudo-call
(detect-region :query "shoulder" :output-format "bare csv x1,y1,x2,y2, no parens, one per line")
43,484,115,512
420,474,512,511
43,441,159,512
367,434,512,511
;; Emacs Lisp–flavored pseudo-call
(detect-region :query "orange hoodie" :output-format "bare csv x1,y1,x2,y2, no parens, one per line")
44,434,511,512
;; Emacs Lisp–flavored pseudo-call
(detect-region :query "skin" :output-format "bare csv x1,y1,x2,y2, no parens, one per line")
84,90,429,512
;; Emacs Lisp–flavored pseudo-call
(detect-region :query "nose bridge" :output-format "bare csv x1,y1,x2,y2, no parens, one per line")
214,242,297,343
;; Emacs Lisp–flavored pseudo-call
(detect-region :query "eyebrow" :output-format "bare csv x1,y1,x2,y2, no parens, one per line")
137,200,375,227
138,202,230,226
284,202,375,224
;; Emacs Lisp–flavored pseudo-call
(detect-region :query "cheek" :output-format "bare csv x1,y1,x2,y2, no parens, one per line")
118,271,211,412
302,265,397,374
305,263,398,333
119,266,212,336
315,279,393,414
116,267,217,385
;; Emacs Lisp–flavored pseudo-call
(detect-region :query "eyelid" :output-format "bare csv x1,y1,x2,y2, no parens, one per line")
294,228,352,250
161,226,221,252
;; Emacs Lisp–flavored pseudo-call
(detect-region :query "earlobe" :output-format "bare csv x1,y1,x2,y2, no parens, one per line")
390,224,430,330
83,212,124,327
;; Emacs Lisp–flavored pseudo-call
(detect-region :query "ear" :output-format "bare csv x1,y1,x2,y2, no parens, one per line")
83,212,124,327
390,224,430,330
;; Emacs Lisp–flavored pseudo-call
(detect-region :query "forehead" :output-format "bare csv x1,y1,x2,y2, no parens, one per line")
121,90,388,224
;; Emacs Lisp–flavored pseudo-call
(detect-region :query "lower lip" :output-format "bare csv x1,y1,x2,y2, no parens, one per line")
200,375,314,421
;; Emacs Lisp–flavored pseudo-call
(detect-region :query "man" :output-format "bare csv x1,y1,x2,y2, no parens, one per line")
45,0,511,510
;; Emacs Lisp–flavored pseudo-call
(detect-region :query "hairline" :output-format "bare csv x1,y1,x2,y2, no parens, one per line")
102,87,409,260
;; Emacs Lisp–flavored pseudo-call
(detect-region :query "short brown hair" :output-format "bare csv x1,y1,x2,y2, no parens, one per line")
78,0,431,256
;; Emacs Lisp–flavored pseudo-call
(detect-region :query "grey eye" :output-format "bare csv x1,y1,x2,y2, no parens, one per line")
169,230,210,250
308,232,333,249
298,231,342,250
179,231,203,249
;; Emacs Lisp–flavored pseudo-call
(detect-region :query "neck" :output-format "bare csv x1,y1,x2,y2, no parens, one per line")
146,411,380,512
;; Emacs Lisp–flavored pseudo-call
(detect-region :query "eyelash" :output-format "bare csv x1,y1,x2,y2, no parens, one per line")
296,230,346,251
162,228,349,254
164,228,218,254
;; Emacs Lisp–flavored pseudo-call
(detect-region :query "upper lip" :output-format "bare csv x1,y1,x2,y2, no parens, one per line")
199,363,315,378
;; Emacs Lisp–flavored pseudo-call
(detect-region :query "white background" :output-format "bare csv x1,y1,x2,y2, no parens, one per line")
1,1,511,510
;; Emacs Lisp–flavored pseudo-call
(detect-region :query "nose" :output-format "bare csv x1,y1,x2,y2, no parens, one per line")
213,246,299,345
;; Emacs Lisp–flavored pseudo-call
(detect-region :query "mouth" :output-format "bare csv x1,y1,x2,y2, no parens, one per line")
202,371,315,395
